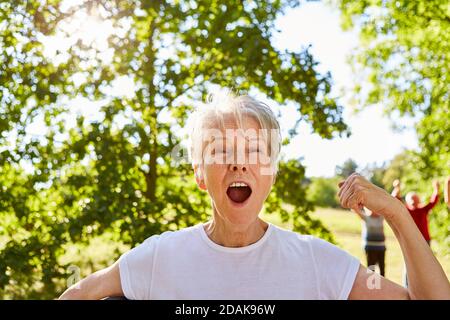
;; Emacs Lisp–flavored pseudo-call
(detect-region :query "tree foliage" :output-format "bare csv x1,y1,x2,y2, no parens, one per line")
306,176,340,208
335,0,449,177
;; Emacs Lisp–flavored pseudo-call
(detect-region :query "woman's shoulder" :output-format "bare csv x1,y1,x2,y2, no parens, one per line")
142,224,202,247
270,223,319,245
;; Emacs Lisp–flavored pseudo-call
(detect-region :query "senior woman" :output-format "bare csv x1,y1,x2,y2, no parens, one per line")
60,92,450,300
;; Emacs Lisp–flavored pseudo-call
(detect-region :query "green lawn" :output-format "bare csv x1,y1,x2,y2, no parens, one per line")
263,207,450,286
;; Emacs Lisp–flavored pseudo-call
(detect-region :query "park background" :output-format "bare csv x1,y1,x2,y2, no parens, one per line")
0,0,448,298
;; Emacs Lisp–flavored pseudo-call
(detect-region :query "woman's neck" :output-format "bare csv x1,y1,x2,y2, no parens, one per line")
203,216,269,248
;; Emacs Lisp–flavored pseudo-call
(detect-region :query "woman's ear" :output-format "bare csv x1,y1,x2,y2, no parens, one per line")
193,166,207,190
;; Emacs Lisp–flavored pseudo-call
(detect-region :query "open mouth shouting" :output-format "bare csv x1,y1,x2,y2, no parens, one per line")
226,181,252,205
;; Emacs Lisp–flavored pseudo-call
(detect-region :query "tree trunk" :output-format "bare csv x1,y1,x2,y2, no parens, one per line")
143,16,158,201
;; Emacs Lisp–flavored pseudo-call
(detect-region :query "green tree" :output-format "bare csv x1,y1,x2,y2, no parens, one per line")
381,150,419,190
1,0,347,298
306,176,340,208
335,0,449,178
335,158,358,178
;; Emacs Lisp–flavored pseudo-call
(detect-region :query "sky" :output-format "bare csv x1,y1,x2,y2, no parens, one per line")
32,1,419,178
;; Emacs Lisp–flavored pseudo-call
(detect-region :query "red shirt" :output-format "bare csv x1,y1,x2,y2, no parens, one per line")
405,193,439,241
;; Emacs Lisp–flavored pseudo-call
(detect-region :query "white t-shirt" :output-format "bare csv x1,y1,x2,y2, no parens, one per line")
118,222,360,300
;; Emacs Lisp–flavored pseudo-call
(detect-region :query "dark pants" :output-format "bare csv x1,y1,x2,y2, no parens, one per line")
365,249,386,277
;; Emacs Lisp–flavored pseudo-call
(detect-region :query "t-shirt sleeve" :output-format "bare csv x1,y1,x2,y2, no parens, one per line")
309,237,361,300
118,234,160,300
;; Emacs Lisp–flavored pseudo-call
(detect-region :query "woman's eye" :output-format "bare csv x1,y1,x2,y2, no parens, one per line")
212,149,228,155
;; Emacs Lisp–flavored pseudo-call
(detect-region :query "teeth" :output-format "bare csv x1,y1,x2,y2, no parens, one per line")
230,182,248,187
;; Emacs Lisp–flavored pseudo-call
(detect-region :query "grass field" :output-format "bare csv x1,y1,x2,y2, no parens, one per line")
263,207,450,286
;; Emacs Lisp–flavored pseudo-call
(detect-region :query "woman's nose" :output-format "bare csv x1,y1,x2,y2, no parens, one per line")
229,164,247,173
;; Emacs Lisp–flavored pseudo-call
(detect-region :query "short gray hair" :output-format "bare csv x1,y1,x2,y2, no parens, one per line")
188,90,281,173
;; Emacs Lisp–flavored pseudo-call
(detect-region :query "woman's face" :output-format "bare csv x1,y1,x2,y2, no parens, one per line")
195,113,274,226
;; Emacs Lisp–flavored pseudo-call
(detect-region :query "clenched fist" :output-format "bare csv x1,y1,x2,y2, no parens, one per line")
432,180,440,190
392,179,400,188
338,173,404,221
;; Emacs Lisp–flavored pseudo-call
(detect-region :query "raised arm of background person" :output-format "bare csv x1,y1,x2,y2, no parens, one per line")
339,174,450,300
58,260,123,300
445,177,450,209
391,179,402,200
423,180,440,212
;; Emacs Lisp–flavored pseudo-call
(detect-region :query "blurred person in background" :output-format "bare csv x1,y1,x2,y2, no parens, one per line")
354,208,386,277
391,179,439,246
391,179,440,287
